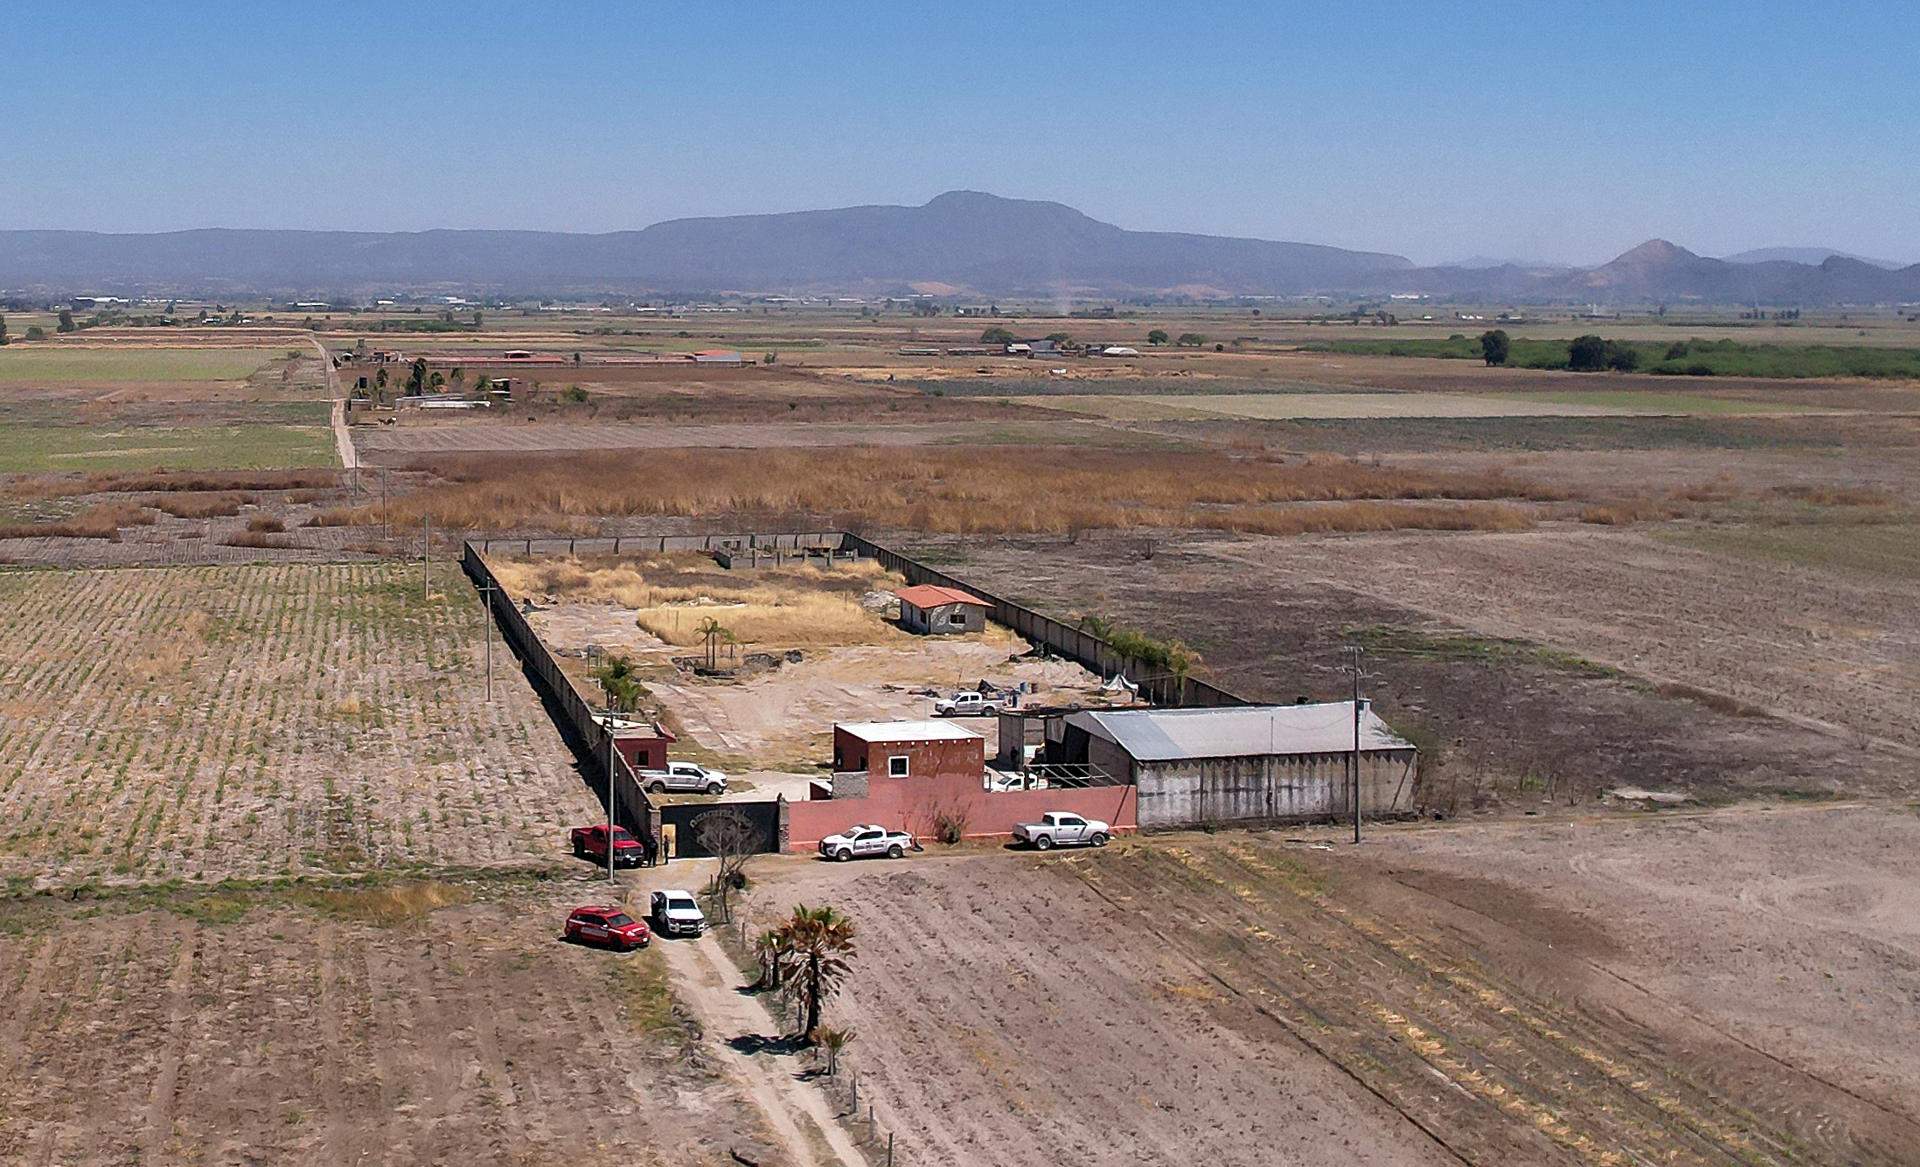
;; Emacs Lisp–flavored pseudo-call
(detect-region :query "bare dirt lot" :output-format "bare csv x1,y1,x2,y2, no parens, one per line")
503,553,1112,773
0,876,781,1167
0,561,598,887
745,804,1920,1166
1197,527,1920,755
917,529,1908,808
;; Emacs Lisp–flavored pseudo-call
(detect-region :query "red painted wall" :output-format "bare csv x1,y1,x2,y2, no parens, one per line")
613,734,671,772
832,728,983,781
787,769,1136,852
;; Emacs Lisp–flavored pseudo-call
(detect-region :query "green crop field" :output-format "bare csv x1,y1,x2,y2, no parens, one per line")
1661,521,1920,578
0,422,336,473
1306,336,1920,379
0,347,282,383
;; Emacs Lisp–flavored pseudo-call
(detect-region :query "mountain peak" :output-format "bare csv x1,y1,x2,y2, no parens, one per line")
1612,238,1695,265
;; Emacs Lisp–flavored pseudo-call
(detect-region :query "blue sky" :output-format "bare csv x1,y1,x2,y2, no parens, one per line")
2,2,1914,264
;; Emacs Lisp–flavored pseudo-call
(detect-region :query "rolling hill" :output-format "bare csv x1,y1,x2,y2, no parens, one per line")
1,192,1915,304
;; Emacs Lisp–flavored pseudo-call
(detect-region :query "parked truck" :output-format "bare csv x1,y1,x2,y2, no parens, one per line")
638,760,729,795
934,691,1003,717
818,824,916,861
1012,811,1111,851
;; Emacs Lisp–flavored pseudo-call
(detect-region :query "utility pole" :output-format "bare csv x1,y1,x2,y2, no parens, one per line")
605,729,617,881
1347,645,1364,845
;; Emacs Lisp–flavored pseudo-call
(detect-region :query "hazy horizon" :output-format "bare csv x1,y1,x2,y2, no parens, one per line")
4,2,1915,267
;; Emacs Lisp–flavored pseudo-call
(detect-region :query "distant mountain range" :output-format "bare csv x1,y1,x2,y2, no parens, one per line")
1,191,1915,305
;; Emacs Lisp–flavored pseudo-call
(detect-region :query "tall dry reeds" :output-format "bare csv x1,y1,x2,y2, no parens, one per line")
0,502,156,541
309,448,1559,536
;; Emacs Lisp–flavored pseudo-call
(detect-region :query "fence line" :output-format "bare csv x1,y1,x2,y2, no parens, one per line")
838,532,1251,709
461,543,659,842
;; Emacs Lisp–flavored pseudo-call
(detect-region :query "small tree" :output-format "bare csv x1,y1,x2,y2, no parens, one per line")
593,653,644,713
754,928,786,990
0,315,8,346
57,309,76,333
1146,329,1168,345
814,1025,855,1076
1567,334,1609,372
1604,340,1640,372
1175,332,1206,347
775,904,857,1042
25,325,45,341
980,326,1015,345
695,616,731,671
694,808,763,923
1478,329,1510,366
407,357,429,395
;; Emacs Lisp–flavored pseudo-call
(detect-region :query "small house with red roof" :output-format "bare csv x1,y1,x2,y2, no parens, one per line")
895,584,990,635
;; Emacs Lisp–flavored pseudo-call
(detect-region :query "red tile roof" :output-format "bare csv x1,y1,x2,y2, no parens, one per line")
896,584,989,609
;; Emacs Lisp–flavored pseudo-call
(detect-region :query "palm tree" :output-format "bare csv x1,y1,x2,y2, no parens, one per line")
695,616,731,671
814,1025,855,1076
774,904,856,1041
1076,613,1115,640
592,654,643,713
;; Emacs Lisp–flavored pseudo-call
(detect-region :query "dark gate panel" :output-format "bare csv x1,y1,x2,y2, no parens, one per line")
659,800,781,859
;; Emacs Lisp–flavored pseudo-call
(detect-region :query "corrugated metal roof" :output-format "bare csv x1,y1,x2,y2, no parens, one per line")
1069,702,1412,762
895,584,989,609
837,720,984,743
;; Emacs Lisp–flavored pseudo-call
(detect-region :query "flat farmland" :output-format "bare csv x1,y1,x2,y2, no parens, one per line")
0,346,282,383
1017,390,1660,421
1196,528,1920,755
0,341,337,473
0,878,776,1166
749,811,1920,1166
0,561,596,887
0,421,336,473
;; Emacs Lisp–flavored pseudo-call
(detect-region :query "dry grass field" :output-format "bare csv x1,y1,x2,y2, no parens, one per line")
0,561,592,887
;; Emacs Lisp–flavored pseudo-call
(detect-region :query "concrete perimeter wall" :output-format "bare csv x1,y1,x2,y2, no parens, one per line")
841,532,1249,710
462,543,659,843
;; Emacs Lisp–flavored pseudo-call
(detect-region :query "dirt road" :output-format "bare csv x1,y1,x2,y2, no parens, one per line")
311,337,357,470
658,931,866,1167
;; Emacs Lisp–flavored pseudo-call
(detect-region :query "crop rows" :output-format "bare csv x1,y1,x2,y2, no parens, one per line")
0,562,593,886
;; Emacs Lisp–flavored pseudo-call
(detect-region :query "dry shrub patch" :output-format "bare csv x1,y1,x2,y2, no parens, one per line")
246,515,285,533
0,502,155,541
312,448,1560,535
145,491,256,518
491,555,904,648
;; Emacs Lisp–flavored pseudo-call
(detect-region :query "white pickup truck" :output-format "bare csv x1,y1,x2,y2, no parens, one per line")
1012,812,1111,851
818,824,916,861
638,760,729,795
934,691,1003,717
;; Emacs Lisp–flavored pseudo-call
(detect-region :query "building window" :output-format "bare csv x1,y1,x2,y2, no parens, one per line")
948,610,967,625
888,755,910,778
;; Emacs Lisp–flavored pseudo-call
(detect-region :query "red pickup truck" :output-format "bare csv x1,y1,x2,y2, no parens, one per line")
564,905,650,951
570,824,644,868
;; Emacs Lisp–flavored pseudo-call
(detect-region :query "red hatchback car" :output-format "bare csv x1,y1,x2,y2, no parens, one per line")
564,905,651,951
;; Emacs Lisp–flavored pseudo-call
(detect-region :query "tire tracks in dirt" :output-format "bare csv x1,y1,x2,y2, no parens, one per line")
659,930,865,1167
